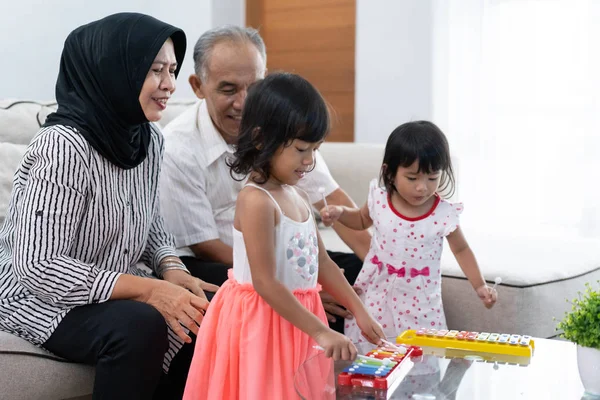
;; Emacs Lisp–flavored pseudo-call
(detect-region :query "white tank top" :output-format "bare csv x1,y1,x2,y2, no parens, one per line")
232,184,320,291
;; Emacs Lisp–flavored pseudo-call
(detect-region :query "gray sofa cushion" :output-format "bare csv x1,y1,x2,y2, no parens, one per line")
0,100,57,145
318,142,383,207
0,332,94,400
442,267,600,339
440,232,600,338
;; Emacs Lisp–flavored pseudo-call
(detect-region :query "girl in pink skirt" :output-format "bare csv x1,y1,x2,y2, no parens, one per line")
183,73,384,400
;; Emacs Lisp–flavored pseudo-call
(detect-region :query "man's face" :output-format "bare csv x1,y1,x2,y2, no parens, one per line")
191,41,266,144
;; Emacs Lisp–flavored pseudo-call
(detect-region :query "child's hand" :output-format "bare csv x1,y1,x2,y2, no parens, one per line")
476,284,497,309
314,330,358,361
355,312,385,345
319,205,343,227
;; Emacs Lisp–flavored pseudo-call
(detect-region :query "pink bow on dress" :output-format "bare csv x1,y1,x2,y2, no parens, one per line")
371,255,406,277
370,255,384,273
387,265,406,277
410,267,430,278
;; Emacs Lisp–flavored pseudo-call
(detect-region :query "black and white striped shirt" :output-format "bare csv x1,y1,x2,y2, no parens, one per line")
0,124,186,371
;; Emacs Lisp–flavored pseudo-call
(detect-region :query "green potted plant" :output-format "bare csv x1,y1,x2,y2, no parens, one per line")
556,281,600,396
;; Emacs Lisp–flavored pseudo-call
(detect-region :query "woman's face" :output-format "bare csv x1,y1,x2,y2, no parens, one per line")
139,38,177,122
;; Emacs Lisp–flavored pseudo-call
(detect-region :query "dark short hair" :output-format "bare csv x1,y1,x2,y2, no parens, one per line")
380,121,456,198
229,72,330,183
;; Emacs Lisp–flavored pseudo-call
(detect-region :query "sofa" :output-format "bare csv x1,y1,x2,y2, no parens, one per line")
1,99,599,399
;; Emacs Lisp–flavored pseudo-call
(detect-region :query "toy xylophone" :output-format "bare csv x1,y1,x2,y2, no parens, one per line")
337,344,422,390
396,328,535,359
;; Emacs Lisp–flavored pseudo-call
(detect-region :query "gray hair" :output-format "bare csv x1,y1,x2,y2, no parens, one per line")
193,25,267,81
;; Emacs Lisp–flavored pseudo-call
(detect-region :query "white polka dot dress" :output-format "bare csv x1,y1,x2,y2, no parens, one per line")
345,179,463,343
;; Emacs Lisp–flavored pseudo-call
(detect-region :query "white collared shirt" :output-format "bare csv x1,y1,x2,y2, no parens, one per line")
298,149,338,205
160,100,338,256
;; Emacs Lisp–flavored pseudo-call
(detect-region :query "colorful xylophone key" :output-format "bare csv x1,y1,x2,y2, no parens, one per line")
338,344,422,390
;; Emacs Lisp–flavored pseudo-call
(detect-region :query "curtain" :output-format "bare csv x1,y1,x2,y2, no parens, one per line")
432,0,600,239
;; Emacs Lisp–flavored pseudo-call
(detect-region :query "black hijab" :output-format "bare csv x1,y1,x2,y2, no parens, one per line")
43,13,186,169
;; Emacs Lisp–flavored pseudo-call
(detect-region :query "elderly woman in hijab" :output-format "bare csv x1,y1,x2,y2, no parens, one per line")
0,13,217,399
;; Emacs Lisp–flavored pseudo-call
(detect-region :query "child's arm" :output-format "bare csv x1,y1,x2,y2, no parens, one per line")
312,188,371,261
315,228,384,344
237,188,357,360
319,202,373,230
446,227,497,308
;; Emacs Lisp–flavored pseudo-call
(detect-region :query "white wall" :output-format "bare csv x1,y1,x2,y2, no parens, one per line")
355,0,434,143
3,0,432,141
0,0,220,100
212,0,245,28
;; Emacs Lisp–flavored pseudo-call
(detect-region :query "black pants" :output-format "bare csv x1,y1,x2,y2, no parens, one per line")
44,300,195,400
326,251,364,333
182,250,363,333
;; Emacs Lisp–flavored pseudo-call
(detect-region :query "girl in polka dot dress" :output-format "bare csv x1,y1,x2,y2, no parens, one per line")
320,121,497,343
184,73,384,400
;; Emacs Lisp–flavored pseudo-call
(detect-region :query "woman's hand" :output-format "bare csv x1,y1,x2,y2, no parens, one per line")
314,329,358,361
319,283,362,322
140,279,209,344
162,269,220,298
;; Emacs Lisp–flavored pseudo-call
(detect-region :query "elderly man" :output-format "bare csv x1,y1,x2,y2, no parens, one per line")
159,26,371,332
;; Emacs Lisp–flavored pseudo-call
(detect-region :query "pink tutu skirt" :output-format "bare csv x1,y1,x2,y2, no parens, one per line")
183,271,335,400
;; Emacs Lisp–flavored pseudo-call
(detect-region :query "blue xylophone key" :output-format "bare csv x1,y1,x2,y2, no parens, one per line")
509,334,521,345
519,335,531,346
346,365,392,376
498,334,510,343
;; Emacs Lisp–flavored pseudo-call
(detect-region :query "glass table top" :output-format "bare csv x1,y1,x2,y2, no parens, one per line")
294,338,587,399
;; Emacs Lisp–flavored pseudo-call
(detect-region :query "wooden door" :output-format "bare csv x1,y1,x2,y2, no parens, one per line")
247,0,356,142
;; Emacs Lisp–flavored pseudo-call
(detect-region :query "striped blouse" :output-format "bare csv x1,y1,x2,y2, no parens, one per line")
0,124,187,372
